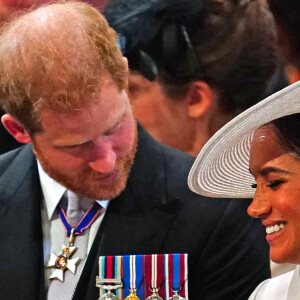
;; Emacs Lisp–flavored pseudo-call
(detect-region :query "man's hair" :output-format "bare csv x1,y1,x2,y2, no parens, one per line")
105,0,279,115
0,1,127,134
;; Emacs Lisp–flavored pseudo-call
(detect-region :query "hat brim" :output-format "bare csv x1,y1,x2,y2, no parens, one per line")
188,81,300,198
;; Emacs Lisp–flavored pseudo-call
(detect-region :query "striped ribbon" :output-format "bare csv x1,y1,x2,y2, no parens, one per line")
123,255,143,299
98,254,188,299
144,254,165,299
164,254,188,299
98,256,123,298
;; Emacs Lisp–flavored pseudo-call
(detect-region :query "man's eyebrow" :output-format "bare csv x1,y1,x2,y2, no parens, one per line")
259,167,291,176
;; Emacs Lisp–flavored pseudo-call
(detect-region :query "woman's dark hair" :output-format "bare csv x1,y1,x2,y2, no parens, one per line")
267,0,300,65
105,0,280,114
271,113,300,157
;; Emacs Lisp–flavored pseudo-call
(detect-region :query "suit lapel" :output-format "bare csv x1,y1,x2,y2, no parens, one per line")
0,146,46,300
99,125,176,254
74,126,179,300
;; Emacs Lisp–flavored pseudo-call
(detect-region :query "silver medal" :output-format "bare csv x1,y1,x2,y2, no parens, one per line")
98,290,120,300
168,290,185,300
96,277,122,300
146,287,163,300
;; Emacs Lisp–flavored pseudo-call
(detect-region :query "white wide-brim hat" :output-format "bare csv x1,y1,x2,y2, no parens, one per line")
188,81,300,198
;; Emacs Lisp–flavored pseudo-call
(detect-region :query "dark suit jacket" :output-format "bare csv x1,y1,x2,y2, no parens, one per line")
0,126,270,300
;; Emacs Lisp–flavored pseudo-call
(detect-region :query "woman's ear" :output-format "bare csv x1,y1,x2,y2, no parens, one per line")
1,114,32,143
185,81,214,119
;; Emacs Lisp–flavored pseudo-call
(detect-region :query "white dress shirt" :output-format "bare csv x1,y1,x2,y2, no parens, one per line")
37,162,109,289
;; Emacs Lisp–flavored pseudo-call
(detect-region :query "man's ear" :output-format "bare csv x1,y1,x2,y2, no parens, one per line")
123,56,129,69
185,81,214,119
1,114,32,143
123,56,129,87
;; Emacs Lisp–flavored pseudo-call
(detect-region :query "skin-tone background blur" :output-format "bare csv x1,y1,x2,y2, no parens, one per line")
0,0,108,22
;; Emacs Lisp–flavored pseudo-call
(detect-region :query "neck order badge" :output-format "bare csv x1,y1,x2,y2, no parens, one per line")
97,254,188,300
47,202,102,281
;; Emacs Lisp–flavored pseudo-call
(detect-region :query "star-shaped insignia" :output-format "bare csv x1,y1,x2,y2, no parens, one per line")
47,245,80,281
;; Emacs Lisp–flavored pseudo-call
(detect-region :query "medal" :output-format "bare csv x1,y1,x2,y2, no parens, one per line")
98,256,124,299
146,287,163,300
98,289,120,300
168,289,185,300
96,277,123,300
48,201,102,281
164,254,188,300
123,255,143,299
47,229,80,281
97,253,189,299
124,288,141,300
145,254,165,299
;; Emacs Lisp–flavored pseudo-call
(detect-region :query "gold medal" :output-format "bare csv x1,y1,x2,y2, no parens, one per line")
124,288,141,300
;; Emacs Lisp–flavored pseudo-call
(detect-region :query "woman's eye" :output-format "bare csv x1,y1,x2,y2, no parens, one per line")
251,183,257,189
266,180,284,189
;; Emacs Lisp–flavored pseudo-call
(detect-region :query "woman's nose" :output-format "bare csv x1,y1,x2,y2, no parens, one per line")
247,189,271,219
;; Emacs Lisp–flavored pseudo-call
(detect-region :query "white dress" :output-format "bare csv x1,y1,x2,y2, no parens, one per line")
249,265,300,299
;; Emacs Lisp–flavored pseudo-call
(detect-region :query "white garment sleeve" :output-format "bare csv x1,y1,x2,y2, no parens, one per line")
248,280,269,300
248,270,295,300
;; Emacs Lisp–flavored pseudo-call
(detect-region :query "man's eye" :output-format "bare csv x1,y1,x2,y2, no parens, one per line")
251,183,257,188
64,143,87,150
266,180,284,189
64,144,80,149
105,122,121,135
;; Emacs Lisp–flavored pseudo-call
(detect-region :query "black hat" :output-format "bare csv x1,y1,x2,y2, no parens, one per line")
104,0,205,81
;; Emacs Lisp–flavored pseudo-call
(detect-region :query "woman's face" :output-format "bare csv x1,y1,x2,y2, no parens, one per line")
248,124,300,264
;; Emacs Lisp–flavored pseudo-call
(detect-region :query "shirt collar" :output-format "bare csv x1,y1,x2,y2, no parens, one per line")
37,161,109,220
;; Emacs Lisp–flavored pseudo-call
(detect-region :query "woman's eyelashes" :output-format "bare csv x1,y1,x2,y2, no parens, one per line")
251,183,257,189
251,180,285,190
266,179,284,189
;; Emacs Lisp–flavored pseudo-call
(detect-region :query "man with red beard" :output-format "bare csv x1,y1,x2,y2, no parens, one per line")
0,2,270,300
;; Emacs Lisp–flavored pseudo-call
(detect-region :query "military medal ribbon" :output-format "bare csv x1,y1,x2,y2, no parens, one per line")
123,255,143,299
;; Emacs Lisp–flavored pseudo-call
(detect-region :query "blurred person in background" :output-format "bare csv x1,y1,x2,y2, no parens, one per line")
267,0,300,83
104,0,287,156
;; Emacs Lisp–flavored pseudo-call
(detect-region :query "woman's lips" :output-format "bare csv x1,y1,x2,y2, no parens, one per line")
264,222,287,243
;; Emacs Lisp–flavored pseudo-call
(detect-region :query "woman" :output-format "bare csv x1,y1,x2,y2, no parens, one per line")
104,0,286,156
188,81,300,299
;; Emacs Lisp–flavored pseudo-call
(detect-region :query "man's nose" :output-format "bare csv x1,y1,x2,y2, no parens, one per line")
88,141,117,174
247,189,271,219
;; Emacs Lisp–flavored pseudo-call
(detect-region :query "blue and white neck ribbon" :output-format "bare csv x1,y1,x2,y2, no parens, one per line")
59,201,102,236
